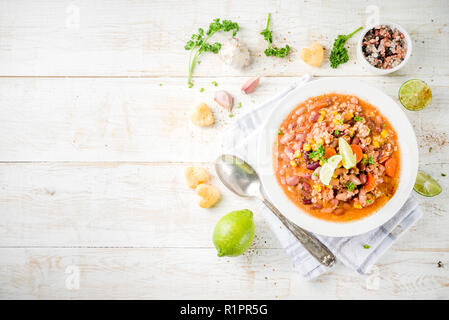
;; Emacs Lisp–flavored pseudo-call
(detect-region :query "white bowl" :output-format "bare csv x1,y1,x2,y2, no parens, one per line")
256,78,418,237
357,22,412,75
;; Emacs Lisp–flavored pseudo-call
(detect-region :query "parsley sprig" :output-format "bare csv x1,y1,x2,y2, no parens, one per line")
329,26,362,68
185,19,239,87
347,181,356,191
260,13,290,58
308,144,325,161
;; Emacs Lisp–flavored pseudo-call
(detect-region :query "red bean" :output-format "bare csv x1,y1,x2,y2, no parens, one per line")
286,175,300,186
306,161,320,170
359,173,367,184
309,111,320,123
333,208,345,216
280,134,294,145
302,198,312,205
359,188,367,206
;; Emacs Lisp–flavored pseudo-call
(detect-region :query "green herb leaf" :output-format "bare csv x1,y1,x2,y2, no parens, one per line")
354,115,364,122
347,181,356,191
363,244,371,249
185,19,239,86
308,144,325,161
260,13,290,58
329,26,363,68
278,129,282,135
368,156,374,165
334,129,340,136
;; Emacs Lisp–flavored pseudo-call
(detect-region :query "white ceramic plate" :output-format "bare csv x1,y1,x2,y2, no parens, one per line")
256,78,418,237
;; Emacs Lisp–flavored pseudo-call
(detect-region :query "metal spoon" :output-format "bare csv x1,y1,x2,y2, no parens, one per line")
215,154,335,267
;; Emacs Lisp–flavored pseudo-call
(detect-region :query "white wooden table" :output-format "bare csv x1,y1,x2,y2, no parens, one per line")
0,0,448,299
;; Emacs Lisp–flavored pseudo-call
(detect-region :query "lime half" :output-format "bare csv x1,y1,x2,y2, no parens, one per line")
339,138,356,169
414,171,442,197
320,155,342,185
398,79,432,111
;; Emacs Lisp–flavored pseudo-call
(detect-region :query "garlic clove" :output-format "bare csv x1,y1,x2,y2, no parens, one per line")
214,90,234,112
241,76,260,94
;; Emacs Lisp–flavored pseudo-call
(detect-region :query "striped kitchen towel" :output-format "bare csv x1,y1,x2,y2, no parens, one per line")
221,74,422,280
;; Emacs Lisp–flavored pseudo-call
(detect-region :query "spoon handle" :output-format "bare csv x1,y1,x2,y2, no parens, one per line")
262,198,336,267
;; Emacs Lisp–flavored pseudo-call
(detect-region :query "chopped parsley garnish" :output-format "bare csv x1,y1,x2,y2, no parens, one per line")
228,114,234,118
334,129,340,136
308,144,325,160
260,13,290,58
277,129,282,135
361,158,367,165
442,173,446,177
367,199,373,204
429,147,433,152
368,156,374,165
159,83,163,86
212,81,218,86
200,88,204,92
363,244,371,249
354,115,364,122
236,102,242,108
347,181,356,191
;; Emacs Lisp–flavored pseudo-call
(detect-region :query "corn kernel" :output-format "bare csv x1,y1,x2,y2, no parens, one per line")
294,150,301,158
319,160,324,166
373,141,380,148
303,143,311,151
365,137,371,144
348,111,354,119
290,160,297,167
318,115,324,122
320,110,327,116
381,129,388,138
363,154,368,159
313,184,321,192
354,204,362,209
332,173,337,178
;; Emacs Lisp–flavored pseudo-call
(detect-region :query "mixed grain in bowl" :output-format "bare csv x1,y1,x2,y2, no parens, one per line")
362,24,408,69
274,93,400,222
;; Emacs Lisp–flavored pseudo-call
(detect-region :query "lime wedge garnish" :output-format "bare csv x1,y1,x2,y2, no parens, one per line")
414,171,442,197
320,155,342,185
398,79,432,111
339,138,356,169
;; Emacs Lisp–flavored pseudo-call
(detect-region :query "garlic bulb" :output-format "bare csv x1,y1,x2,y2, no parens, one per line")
218,38,251,69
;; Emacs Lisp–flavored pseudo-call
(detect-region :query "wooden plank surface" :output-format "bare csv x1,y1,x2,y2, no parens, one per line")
0,162,448,250
0,76,448,162
0,0,448,77
0,0,448,299
0,248,448,299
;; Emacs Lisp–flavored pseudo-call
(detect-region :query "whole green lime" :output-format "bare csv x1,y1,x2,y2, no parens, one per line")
213,209,255,257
